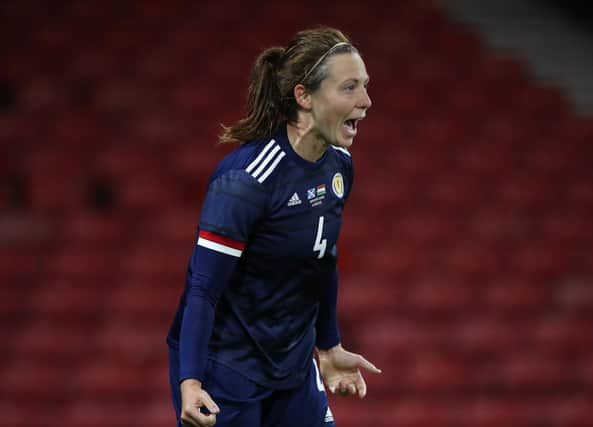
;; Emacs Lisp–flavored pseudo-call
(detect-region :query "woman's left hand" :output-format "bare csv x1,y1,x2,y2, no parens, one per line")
318,344,382,399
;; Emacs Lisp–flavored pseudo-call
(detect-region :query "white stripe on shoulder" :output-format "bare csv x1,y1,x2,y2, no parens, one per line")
197,237,242,257
252,145,281,178
245,139,276,173
331,146,351,157
257,151,286,183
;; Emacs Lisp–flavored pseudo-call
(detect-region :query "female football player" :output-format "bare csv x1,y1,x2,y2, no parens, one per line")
167,26,381,427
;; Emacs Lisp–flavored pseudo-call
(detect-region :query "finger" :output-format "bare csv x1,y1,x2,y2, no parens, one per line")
329,385,336,394
328,381,339,394
357,355,382,374
339,380,354,396
195,412,217,427
354,374,368,398
348,383,357,395
181,410,203,427
200,392,220,415
338,380,356,395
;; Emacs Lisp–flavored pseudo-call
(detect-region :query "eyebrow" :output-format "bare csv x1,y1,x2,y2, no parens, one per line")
343,77,370,85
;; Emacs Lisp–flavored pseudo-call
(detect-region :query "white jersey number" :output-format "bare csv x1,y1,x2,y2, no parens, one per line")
313,216,327,259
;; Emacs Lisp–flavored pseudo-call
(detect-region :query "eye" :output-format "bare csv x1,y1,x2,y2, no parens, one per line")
344,84,356,92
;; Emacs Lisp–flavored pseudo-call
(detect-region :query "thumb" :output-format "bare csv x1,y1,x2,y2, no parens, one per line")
356,354,382,374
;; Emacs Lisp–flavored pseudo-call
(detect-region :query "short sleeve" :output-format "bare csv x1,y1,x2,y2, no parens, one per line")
198,169,269,243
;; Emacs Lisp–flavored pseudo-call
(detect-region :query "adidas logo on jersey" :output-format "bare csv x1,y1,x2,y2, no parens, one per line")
324,407,334,423
287,192,302,206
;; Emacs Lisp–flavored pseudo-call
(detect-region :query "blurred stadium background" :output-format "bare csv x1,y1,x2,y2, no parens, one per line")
1,0,593,426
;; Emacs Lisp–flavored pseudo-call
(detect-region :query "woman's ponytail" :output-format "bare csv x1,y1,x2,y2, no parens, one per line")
219,47,285,144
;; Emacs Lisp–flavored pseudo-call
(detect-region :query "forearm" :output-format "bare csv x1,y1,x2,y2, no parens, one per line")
315,269,341,350
179,286,216,382
178,242,239,382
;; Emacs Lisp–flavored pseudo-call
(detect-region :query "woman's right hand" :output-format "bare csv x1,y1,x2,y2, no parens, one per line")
180,379,220,427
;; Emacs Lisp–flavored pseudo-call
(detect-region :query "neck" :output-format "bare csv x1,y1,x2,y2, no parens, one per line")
286,120,329,162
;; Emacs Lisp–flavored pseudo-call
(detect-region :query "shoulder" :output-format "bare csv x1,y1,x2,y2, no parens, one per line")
328,145,353,172
210,137,288,186
331,145,352,159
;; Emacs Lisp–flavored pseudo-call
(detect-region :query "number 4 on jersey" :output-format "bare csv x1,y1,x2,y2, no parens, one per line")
313,216,327,259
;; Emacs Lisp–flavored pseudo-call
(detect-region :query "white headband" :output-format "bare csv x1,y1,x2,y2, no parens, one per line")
300,42,351,84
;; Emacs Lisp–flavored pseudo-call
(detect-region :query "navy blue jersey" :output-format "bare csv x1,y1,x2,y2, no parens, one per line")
167,124,353,389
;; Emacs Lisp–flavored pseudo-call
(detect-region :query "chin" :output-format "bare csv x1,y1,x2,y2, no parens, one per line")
334,137,354,148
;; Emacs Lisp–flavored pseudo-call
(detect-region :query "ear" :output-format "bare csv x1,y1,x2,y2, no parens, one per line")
293,84,312,110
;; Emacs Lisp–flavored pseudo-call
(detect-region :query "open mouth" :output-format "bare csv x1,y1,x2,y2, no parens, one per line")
345,119,357,131
343,118,362,136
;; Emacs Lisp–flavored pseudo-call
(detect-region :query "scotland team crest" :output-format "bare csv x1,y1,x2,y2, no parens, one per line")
332,173,344,198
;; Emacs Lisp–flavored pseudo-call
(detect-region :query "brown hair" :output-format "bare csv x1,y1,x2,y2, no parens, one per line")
219,27,358,144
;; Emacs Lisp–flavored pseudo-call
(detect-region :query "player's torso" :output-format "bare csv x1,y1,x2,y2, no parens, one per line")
207,136,352,386
212,152,349,381
247,157,349,261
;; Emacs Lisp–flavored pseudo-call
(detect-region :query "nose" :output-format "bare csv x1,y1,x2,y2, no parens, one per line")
358,87,372,110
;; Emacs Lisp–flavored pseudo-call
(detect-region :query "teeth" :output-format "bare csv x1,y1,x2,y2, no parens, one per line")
344,120,357,134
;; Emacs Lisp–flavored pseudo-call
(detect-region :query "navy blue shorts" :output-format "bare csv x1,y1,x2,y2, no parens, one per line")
169,347,336,427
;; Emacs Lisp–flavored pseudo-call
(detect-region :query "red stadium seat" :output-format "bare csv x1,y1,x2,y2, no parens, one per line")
62,401,140,427
0,401,64,427
498,354,575,391
511,243,569,280
548,397,592,426
31,279,107,326
45,245,122,282
380,398,462,427
121,243,187,278
23,148,87,212
12,320,92,364
0,359,66,402
481,278,555,315
93,145,163,180
136,209,198,245
0,285,32,324
441,243,497,278
141,396,177,427
70,357,161,403
450,316,526,356
116,172,179,210
62,212,128,247
339,273,402,324
534,318,592,357
468,399,553,427
107,281,179,324
404,274,475,318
